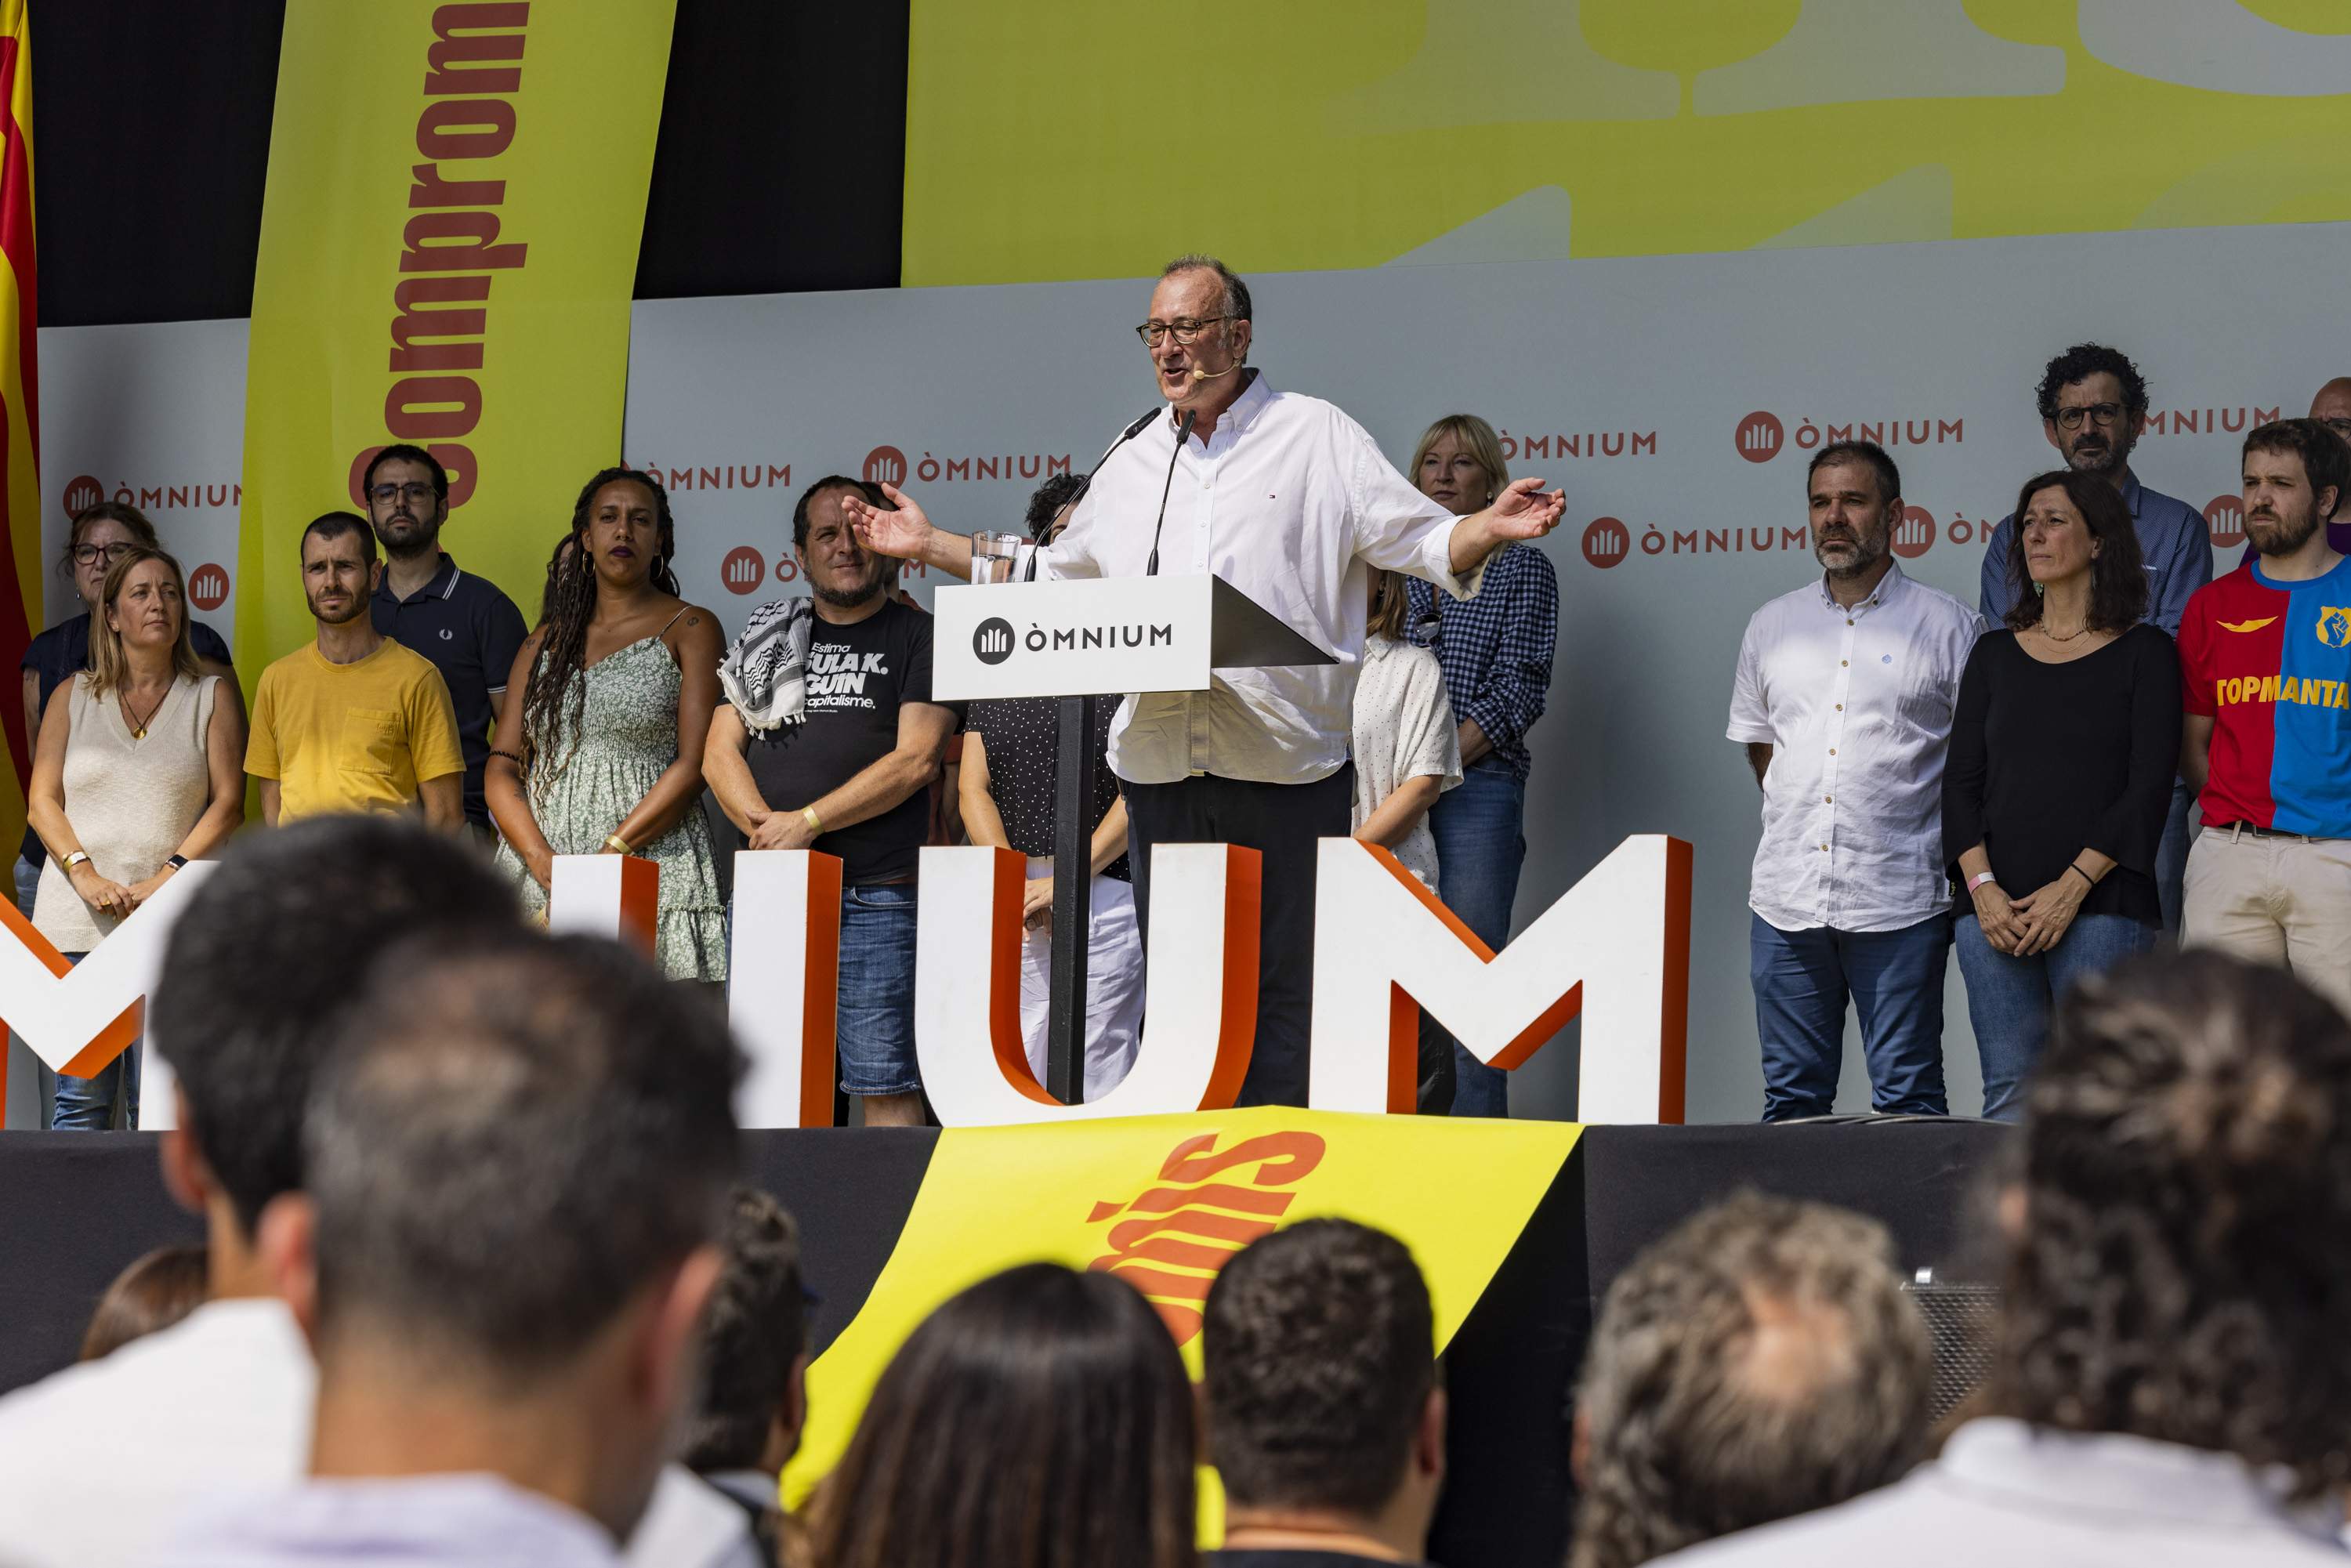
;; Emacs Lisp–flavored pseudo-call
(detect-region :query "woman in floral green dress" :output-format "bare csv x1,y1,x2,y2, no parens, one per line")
487,466,729,982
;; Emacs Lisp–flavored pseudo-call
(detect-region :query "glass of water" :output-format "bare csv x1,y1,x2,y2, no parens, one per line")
970,531,1022,584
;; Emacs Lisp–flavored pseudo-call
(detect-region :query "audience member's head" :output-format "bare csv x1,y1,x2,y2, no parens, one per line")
809,1262,1195,1568
271,930,743,1544
149,817,522,1289
685,1186,810,1481
78,1244,209,1362
1203,1219,1444,1562
1570,1191,1931,1568
1989,950,2351,1497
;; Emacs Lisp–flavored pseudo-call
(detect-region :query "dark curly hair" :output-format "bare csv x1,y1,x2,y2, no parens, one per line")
2035,343,2148,423
520,468,679,786
1990,950,2351,1501
1203,1218,1435,1518
1569,1191,1930,1568
1023,471,1088,544
2002,469,2147,632
685,1186,806,1474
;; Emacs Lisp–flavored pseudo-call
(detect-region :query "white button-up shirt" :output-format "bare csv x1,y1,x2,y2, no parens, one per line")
1726,562,1983,932
1657,1418,2350,1566
1027,372,1482,787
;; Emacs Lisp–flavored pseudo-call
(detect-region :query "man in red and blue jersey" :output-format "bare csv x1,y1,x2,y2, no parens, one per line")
2178,418,2351,1014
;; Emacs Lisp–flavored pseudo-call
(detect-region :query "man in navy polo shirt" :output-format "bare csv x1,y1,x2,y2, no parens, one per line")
364,444,527,840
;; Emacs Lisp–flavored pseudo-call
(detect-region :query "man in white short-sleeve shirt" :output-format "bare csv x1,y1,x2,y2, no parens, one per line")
1726,441,1983,1121
847,254,1566,1106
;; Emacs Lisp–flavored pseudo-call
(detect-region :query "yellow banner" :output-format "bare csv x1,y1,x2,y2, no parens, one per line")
903,2,2351,286
784,1107,1580,1508
237,0,676,668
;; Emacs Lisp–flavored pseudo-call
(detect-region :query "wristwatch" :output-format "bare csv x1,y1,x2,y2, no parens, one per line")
164,854,190,871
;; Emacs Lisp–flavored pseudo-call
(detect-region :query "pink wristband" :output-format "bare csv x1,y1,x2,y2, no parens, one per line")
1966,871,1998,893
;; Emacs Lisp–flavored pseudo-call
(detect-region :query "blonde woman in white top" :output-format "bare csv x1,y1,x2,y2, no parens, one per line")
1349,567,1463,1109
26,548,245,1128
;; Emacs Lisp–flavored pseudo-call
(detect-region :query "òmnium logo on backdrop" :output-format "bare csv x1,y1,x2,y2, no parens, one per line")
1893,505,1936,559
721,546,765,596
973,617,1015,664
1581,518,1628,569
63,475,103,515
1734,411,1783,463
188,564,230,612
2204,494,2245,548
864,446,907,487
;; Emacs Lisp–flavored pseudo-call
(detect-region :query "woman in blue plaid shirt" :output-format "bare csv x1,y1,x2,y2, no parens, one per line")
1404,414,1561,1117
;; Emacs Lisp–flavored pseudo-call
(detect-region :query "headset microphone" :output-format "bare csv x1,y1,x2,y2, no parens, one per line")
1189,360,1240,383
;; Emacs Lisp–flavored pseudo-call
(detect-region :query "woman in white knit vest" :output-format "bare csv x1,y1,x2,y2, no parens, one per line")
25,548,245,1129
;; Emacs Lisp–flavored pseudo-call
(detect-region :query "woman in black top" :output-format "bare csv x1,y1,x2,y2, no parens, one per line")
1943,469,2181,1119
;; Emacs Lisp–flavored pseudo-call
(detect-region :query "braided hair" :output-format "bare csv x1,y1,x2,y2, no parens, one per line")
520,467,681,791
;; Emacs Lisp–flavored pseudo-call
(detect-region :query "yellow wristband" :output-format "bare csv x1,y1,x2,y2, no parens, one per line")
802,806,824,835
603,833,633,856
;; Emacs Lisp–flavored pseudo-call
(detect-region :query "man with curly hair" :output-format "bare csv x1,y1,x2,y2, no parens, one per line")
1201,1219,1445,1566
1567,1192,1930,1568
1657,949,2351,1565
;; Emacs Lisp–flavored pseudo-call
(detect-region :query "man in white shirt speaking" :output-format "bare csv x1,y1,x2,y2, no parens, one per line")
1726,440,1983,1121
847,254,1564,1105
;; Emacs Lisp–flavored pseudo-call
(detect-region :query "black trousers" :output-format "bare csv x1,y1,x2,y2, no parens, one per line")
1123,766,1353,1107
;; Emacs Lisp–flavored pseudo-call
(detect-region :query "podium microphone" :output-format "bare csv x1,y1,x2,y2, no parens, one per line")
1145,407,1197,578
1022,405,1163,582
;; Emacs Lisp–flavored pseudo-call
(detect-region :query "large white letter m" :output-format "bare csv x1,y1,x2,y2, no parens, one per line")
1306,835,1690,1124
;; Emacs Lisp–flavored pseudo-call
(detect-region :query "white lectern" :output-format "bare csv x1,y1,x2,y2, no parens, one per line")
931,574,1335,1101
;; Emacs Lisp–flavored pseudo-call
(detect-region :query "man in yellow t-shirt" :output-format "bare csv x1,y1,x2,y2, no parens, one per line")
245,512,466,829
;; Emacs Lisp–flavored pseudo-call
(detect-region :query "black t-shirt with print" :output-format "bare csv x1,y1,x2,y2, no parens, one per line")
744,599,959,885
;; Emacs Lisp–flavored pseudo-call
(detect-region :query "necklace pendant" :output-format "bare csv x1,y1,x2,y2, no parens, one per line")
130,726,146,741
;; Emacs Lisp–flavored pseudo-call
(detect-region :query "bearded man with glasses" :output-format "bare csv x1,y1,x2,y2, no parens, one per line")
361,443,527,842
843,253,1565,1106
1976,344,2211,936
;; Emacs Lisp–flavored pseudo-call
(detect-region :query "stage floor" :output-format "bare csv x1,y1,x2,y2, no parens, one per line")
0,1118,2009,1567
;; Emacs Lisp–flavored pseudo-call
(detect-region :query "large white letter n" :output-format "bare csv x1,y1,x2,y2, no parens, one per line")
1307,835,1691,1124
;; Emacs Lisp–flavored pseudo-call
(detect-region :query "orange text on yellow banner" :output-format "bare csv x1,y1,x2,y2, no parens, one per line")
237,0,676,675
782,1106,1581,1520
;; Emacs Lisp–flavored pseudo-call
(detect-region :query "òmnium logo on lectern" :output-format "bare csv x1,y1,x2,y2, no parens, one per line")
973,617,1015,664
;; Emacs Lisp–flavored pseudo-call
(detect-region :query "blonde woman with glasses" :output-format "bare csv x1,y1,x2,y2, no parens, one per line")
25,547,245,1128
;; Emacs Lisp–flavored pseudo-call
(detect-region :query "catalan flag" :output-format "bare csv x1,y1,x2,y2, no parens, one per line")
0,0,33,860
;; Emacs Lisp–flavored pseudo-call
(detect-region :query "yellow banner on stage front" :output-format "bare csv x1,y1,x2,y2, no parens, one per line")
783,1107,1581,1510
237,0,676,670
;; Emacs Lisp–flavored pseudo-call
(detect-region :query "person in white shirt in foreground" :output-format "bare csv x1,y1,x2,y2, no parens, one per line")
153,927,740,1567
845,252,1564,1107
1660,950,2351,1567
0,818,759,1568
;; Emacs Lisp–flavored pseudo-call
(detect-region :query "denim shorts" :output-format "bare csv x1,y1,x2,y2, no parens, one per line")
837,883,920,1096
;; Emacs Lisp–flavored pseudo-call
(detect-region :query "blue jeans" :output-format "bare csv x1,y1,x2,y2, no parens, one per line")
49,948,139,1131
835,884,919,1097
1955,912,2157,1121
2154,778,2194,938
1427,766,1526,1117
1750,911,1951,1121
